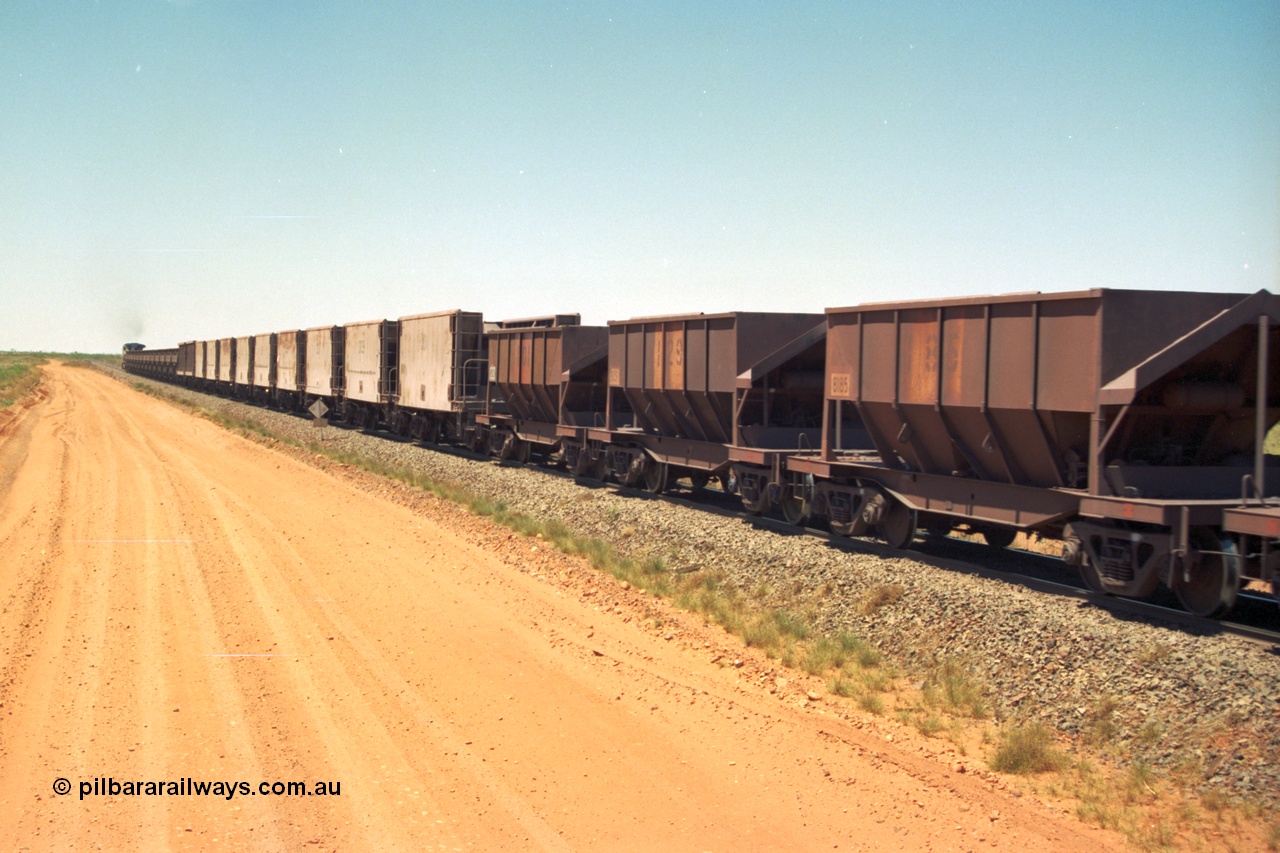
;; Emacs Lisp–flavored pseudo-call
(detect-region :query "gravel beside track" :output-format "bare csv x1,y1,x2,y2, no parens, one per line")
108,366,1280,808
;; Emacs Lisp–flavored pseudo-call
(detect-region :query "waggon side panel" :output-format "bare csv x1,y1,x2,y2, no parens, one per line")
276,331,302,391
343,321,383,404
399,312,457,412
234,336,252,385
303,327,340,396
217,338,233,383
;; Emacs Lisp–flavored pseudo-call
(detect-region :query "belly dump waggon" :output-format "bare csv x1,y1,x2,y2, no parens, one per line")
781,288,1279,616
121,286,1280,617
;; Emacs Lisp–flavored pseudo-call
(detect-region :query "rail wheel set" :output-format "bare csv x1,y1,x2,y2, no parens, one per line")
122,288,1280,618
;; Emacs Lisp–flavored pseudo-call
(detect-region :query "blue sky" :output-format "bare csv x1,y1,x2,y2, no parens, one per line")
1,1,1276,352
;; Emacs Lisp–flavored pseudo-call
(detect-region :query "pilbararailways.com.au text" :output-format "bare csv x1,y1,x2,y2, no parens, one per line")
63,777,341,801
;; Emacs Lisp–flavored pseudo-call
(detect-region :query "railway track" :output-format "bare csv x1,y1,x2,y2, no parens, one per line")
643,478,1280,648
121,367,1280,647
380,419,1280,647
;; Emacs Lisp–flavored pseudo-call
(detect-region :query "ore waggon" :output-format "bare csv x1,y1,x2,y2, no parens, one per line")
588,311,854,498
121,286,1280,617
383,309,486,442
474,314,608,465
120,343,177,380
782,288,1279,617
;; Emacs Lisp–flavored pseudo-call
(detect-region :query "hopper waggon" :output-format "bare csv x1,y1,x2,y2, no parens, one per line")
122,286,1280,618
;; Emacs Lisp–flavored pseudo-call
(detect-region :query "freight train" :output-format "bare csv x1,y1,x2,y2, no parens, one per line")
122,288,1280,618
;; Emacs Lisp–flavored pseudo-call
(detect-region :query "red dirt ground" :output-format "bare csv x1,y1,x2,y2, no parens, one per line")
0,363,1128,850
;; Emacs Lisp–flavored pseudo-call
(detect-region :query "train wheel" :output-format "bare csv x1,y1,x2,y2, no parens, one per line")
780,494,811,527
880,500,918,550
688,471,711,491
514,438,531,465
571,450,595,478
780,475,814,527
619,453,646,487
1173,530,1241,618
980,527,1018,549
719,472,737,495
643,460,669,494
1079,557,1108,594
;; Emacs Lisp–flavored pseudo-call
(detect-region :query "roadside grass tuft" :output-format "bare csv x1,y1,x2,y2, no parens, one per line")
857,691,885,715
913,713,945,737
1136,719,1164,748
922,657,987,719
1137,641,1172,667
1123,762,1158,804
989,723,1066,774
1082,694,1120,747
829,674,885,714
742,609,810,653
802,632,880,675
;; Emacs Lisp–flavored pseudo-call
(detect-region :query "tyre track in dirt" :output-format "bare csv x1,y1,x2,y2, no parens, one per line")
0,363,1130,851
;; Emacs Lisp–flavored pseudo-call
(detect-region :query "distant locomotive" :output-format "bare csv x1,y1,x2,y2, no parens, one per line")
123,287,1280,618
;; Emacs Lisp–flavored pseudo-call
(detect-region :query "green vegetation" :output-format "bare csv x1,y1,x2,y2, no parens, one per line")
0,353,45,409
921,657,988,719
989,722,1066,774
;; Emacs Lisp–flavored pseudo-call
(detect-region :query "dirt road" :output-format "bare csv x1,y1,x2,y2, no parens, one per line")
0,364,1123,851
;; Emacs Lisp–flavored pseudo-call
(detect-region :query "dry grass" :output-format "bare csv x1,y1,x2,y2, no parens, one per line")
989,723,1067,774
921,657,988,719
1082,694,1120,747
857,583,904,615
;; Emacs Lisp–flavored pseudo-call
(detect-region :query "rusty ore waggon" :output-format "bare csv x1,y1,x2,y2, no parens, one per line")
583,311,858,499
476,314,608,466
121,287,1280,618
783,288,1280,616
